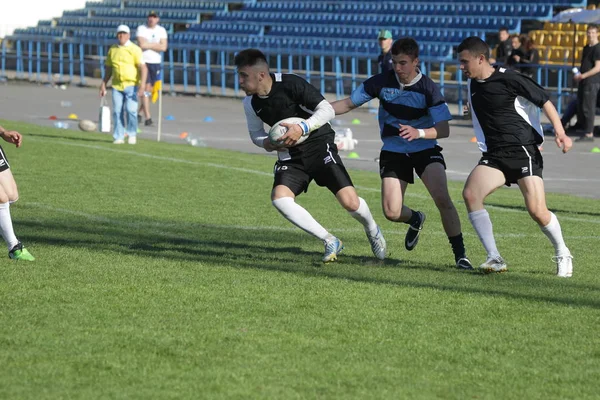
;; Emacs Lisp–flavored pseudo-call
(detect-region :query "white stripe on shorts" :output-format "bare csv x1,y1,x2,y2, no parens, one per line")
327,143,337,164
521,145,533,177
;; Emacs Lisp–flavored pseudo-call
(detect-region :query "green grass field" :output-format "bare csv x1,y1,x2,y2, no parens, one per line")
1,120,599,399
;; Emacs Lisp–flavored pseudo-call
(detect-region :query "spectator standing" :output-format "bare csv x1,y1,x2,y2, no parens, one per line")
377,29,393,73
136,11,168,127
506,34,525,69
574,24,600,142
491,26,512,65
100,25,147,145
519,35,540,78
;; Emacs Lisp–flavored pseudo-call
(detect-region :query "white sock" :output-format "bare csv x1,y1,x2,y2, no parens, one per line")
272,197,330,241
541,212,570,256
468,209,501,258
349,197,379,236
0,202,19,250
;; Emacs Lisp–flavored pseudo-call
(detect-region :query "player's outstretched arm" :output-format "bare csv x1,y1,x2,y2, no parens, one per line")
0,126,23,148
542,100,572,153
399,120,449,141
331,98,357,116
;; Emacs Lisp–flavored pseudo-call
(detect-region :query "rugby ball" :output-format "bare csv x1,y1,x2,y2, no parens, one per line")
78,119,98,132
268,117,308,146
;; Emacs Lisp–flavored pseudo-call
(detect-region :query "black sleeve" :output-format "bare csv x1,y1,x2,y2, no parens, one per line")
524,49,539,65
361,74,384,99
286,74,326,111
593,45,600,63
507,71,549,107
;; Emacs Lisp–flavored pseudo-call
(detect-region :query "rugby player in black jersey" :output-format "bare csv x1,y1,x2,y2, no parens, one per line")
458,37,573,277
235,49,387,263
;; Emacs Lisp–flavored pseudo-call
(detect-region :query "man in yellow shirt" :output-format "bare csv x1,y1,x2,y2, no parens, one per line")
100,25,147,144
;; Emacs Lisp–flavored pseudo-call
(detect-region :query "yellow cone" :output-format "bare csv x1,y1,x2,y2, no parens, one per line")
68,113,78,120
591,147,600,153
348,152,360,159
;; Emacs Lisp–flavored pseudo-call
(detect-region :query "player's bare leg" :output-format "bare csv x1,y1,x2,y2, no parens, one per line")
0,169,33,261
463,165,506,272
381,177,425,251
518,176,572,277
335,186,386,260
420,163,471,269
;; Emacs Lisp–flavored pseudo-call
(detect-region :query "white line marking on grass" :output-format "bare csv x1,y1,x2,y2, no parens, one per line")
28,137,273,177
27,137,600,224
22,202,600,240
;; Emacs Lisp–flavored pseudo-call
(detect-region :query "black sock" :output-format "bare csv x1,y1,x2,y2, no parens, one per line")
449,233,466,262
406,210,420,226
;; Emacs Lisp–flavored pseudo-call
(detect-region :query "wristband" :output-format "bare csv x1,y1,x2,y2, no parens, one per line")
299,121,310,136
418,129,426,139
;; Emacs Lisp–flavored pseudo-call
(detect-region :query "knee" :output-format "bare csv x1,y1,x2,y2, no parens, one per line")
462,186,478,207
0,187,17,204
383,205,401,222
527,205,550,225
340,196,360,212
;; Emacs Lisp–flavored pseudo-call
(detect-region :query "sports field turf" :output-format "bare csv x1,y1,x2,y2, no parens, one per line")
1,120,599,399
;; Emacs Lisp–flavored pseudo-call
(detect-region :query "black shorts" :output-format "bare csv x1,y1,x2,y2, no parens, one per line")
145,63,162,86
0,145,10,172
379,146,446,184
273,141,353,196
478,144,543,186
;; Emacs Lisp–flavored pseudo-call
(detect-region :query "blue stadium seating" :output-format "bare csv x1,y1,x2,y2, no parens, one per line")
125,1,227,12
169,31,455,58
292,0,583,4
84,0,120,8
244,2,552,19
211,11,522,31
5,0,587,63
264,25,484,45
62,9,89,17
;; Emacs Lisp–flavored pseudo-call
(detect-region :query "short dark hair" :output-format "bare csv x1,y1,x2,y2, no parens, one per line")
498,26,509,33
234,48,268,69
457,36,490,60
391,37,419,59
588,23,598,31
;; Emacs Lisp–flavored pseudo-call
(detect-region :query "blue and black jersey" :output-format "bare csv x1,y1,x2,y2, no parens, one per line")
350,69,452,154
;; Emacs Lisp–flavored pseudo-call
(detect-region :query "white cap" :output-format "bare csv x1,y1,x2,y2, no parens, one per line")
116,25,130,34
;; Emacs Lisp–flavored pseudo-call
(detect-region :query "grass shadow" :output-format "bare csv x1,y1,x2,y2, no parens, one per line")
15,215,600,311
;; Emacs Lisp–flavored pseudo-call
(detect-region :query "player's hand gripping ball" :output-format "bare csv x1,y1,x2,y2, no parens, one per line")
268,117,309,147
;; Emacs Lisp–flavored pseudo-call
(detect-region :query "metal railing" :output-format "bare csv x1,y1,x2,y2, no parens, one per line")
1,37,578,114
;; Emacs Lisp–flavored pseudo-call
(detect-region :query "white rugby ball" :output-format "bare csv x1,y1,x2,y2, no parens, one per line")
78,119,97,132
268,117,308,146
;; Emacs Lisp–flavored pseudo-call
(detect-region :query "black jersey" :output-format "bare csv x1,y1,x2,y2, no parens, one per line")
580,43,600,85
468,66,548,153
245,73,335,150
378,51,393,73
